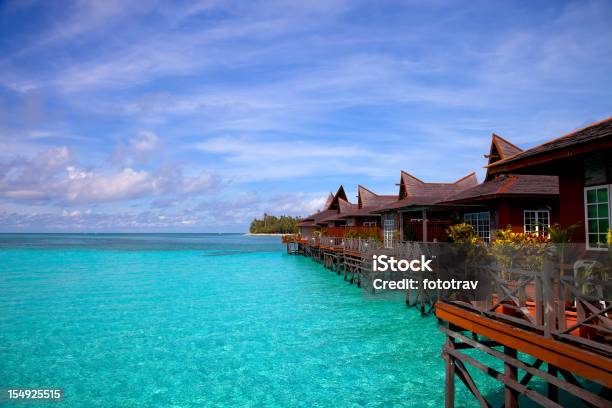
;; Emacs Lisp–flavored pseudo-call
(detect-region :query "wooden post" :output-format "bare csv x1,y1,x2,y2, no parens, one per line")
399,212,404,242
548,364,559,403
445,335,455,408
542,259,555,338
504,346,519,408
422,209,428,242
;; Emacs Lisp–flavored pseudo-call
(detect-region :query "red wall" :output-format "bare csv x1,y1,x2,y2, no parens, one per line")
558,171,585,242
352,216,379,227
495,198,560,234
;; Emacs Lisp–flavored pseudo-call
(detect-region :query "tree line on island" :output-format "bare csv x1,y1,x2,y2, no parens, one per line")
249,213,300,234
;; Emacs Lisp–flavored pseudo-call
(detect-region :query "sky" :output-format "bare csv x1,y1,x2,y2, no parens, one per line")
0,0,611,232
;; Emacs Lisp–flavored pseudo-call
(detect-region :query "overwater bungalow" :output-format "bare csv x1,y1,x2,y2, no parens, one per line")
297,191,336,239
286,119,611,407
298,185,397,240
439,133,560,241
436,119,611,407
314,185,355,229
487,117,612,251
374,134,561,246
373,171,479,246
329,185,397,238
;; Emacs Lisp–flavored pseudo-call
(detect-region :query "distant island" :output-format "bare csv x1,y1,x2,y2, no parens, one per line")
249,214,301,234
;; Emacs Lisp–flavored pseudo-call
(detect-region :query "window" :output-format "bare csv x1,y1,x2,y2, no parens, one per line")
363,221,377,227
585,185,611,250
524,210,550,236
464,212,490,241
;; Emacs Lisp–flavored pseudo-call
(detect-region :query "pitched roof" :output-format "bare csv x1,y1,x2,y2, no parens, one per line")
298,209,338,226
485,134,524,180
441,174,559,204
323,192,334,209
399,171,478,200
316,198,357,223
303,189,360,224
336,186,397,218
298,191,337,226
327,185,348,210
488,117,612,174
377,171,478,211
357,185,397,208
338,198,358,214
490,134,523,162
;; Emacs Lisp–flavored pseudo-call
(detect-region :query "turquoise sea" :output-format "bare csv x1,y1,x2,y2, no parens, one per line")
0,233,506,407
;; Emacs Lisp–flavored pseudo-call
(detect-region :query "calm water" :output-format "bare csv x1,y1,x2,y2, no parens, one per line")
0,234,504,407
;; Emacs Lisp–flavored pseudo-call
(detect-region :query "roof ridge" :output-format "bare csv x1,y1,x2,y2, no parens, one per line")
492,133,523,154
453,172,477,184
488,117,612,168
401,170,424,183
358,184,378,196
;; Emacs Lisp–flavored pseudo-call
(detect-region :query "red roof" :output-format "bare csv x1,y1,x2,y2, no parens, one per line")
357,185,397,208
330,185,397,218
316,198,356,223
485,134,524,180
298,209,338,226
376,171,478,212
322,185,349,212
323,192,334,209
488,117,612,174
440,174,559,204
490,133,523,161
400,171,478,198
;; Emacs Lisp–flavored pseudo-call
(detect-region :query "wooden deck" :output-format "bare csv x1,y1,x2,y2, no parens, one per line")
437,302,611,385
437,301,611,407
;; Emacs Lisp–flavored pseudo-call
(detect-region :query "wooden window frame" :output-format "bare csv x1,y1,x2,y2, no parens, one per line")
464,212,490,242
523,210,550,237
584,184,611,251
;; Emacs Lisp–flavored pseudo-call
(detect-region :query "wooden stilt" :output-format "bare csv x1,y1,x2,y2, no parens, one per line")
445,336,455,408
547,364,559,403
504,346,519,408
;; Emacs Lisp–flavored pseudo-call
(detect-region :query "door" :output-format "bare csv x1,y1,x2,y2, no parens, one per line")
383,216,395,249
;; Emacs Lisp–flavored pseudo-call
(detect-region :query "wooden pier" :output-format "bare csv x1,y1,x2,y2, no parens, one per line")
283,234,611,407
436,249,611,408
283,235,444,313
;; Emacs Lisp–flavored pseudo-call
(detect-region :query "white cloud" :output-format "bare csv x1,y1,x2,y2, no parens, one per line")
272,192,328,215
0,147,221,205
65,167,159,203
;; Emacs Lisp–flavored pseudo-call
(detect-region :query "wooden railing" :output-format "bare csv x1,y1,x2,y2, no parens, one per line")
343,237,384,254
401,242,611,353
281,234,296,243
322,226,380,239
307,238,611,351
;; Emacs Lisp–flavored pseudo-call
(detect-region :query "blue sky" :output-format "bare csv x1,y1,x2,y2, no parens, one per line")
0,0,611,232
